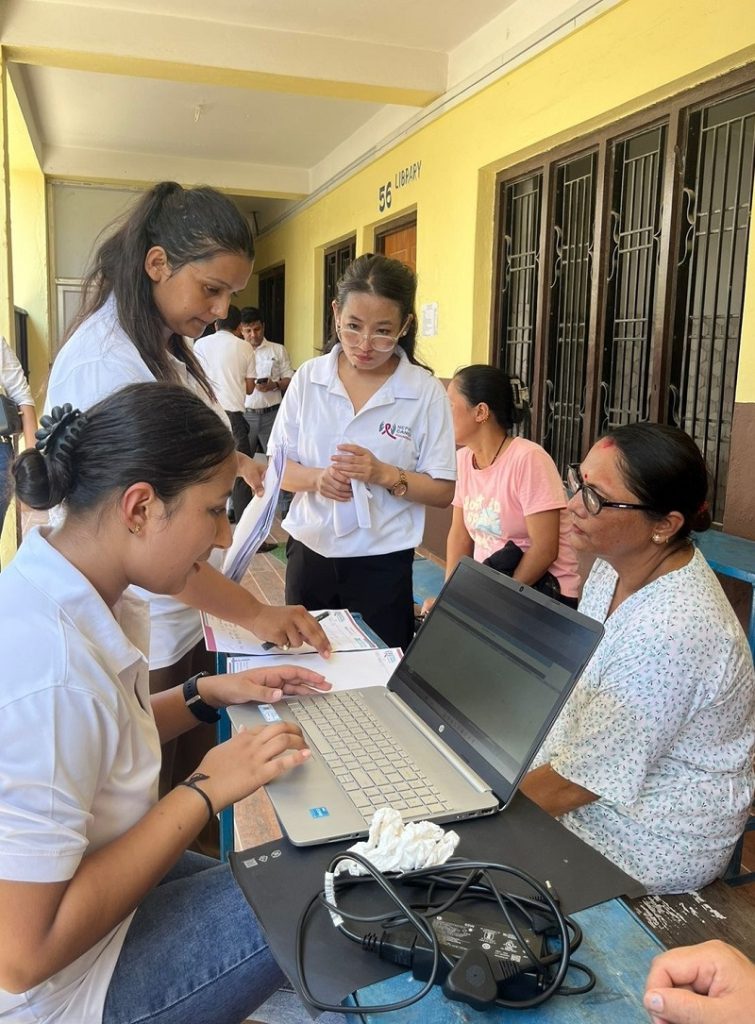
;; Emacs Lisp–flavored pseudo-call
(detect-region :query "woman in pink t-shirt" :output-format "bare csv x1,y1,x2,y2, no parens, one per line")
423,365,581,611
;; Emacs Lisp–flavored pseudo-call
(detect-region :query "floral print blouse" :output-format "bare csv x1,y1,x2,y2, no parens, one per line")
535,548,755,894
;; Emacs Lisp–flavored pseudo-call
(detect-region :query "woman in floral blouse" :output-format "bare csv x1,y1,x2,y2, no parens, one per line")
522,422,755,894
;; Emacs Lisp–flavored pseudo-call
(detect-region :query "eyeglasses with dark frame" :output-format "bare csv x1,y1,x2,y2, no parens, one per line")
337,316,411,352
566,463,654,517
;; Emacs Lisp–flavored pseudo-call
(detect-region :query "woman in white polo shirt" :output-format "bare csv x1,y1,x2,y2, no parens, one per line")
0,383,328,1024
45,182,329,782
269,254,456,649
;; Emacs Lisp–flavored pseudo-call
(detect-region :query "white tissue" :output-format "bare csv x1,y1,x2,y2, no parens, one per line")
335,807,460,877
332,480,372,537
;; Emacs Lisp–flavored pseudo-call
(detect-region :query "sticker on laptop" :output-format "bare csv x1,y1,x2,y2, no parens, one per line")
309,807,330,819
258,704,281,723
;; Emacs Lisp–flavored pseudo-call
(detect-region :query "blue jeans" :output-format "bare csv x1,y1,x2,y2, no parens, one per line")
102,852,285,1024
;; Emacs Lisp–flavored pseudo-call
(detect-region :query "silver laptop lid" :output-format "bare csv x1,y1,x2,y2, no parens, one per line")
390,557,604,805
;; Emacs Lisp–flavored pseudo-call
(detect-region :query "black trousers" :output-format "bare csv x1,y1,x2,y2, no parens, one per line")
225,410,254,520
285,538,416,651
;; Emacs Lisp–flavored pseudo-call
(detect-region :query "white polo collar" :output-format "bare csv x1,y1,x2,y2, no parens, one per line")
13,527,149,678
311,344,423,401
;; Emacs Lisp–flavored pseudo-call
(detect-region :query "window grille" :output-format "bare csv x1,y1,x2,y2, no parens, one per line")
493,71,755,522
498,174,542,437
669,89,755,524
543,152,597,475
323,238,356,344
600,126,666,432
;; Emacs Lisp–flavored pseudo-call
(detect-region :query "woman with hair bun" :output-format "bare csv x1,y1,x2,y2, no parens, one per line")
422,364,580,615
521,422,755,894
0,383,329,1023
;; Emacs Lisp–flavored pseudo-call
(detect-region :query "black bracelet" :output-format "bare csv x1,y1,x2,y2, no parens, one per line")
183,671,221,724
177,773,215,827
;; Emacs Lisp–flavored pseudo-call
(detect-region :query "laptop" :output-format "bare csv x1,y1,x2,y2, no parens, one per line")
230,557,604,846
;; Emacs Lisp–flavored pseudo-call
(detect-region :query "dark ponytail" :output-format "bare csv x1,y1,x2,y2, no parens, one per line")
14,383,235,513
452,365,524,432
66,183,255,399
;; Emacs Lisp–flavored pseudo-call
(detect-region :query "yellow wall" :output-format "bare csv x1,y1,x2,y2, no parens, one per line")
0,68,47,567
0,57,16,568
8,77,48,402
254,0,755,388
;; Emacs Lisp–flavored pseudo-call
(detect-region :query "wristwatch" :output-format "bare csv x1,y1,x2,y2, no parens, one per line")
389,467,408,497
183,671,221,723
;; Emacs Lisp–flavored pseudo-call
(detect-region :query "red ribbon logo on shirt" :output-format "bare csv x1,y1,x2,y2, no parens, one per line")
379,421,413,441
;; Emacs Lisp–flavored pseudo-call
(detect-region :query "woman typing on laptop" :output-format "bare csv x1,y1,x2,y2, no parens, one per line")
520,423,755,894
0,384,329,1024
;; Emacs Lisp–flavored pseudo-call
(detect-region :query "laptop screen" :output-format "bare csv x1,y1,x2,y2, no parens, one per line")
391,558,604,800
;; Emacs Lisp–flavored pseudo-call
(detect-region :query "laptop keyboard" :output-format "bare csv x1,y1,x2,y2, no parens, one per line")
286,690,450,822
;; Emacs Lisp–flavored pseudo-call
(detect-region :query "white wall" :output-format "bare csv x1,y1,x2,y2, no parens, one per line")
51,183,141,279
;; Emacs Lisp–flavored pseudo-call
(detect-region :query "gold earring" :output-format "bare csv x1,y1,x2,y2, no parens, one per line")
652,533,663,544
130,524,141,536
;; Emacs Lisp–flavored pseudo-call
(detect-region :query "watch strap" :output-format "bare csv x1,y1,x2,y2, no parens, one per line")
389,467,408,496
183,671,221,723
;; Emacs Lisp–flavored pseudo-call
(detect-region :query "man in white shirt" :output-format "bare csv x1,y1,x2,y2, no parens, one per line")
241,306,295,521
241,307,293,453
194,306,256,520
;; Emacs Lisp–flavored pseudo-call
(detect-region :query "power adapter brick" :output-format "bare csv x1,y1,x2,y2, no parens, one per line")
363,909,548,1011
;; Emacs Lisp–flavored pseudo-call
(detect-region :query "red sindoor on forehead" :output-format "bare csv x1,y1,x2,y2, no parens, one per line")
597,437,616,448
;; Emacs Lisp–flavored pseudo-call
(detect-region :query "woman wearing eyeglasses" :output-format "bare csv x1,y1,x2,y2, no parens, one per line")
520,422,755,894
269,254,456,650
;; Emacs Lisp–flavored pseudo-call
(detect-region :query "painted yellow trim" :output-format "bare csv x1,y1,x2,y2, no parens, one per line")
4,47,439,107
46,174,306,203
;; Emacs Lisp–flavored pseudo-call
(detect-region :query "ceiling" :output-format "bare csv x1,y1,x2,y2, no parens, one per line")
1,0,614,232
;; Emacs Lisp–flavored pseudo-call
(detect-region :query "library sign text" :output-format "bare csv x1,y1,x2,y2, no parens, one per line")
377,160,422,212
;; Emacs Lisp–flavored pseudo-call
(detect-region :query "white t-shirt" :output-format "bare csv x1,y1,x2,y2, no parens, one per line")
193,330,255,412
45,295,227,669
268,344,456,558
0,527,160,1023
0,336,34,408
535,549,755,893
244,339,294,410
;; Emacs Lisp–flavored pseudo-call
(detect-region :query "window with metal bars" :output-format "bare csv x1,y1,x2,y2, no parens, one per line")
542,151,597,472
497,173,542,437
668,91,755,523
323,238,356,345
492,72,755,524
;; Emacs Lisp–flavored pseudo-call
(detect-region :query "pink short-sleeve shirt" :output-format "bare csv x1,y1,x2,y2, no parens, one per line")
453,437,581,598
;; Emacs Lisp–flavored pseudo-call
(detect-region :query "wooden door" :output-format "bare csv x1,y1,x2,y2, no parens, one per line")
376,221,417,272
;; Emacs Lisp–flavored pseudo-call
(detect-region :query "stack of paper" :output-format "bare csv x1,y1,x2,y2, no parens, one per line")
222,446,286,583
227,647,403,692
202,608,378,656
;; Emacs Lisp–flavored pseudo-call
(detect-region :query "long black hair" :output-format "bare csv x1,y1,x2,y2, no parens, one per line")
68,183,255,398
14,383,236,514
326,253,430,370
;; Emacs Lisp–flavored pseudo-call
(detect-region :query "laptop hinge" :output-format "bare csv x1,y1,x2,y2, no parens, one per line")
385,691,490,793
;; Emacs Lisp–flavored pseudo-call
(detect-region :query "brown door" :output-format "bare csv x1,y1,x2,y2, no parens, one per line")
376,221,417,272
